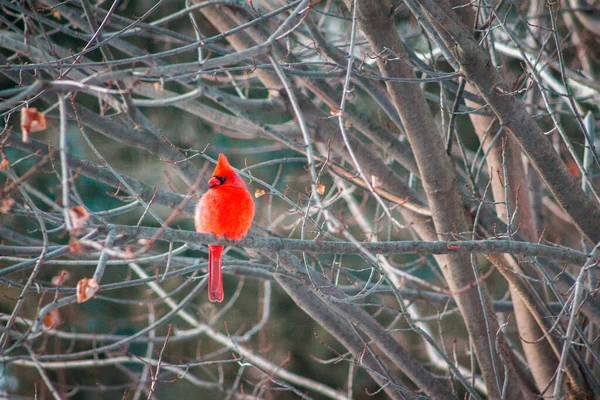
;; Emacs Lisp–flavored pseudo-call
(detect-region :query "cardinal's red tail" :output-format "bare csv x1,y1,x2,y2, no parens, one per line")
208,245,224,302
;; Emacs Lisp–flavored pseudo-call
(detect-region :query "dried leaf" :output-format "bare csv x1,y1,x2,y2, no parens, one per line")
0,155,8,171
329,108,342,116
316,183,326,195
52,11,61,20
68,206,89,233
51,270,71,286
124,246,135,259
21,107,47,143
43,310,61,329
76,277,99,303
254,189,266,198
0,198,14,213
153,82,163,92
370,175,381,188
69,239,85,254
566,160,581,179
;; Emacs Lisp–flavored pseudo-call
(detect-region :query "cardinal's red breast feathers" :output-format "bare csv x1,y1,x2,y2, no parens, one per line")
195,153,255,302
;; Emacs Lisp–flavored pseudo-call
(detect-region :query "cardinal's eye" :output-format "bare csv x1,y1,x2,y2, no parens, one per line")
217,176,227,184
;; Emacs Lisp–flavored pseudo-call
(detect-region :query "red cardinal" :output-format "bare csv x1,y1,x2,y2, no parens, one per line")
195,154,255,302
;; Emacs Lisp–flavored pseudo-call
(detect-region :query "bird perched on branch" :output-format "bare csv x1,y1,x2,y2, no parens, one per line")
195,153,255,302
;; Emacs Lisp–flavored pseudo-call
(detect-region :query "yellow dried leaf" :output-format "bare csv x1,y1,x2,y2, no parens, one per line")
316,183,325,195
254,189,266,198
76,277,99,303
69,239,85,254
153,82,163,92
43,309,61,329
20,107,47,143
0,198,14,213
0,155,8,171
371,175,381,188
329,108,342,116
68,206,89,233
124,246,135,259
52,11,61,20
51,270,71,286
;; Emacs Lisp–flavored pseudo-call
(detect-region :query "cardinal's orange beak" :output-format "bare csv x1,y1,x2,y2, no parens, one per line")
208,176,220,187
